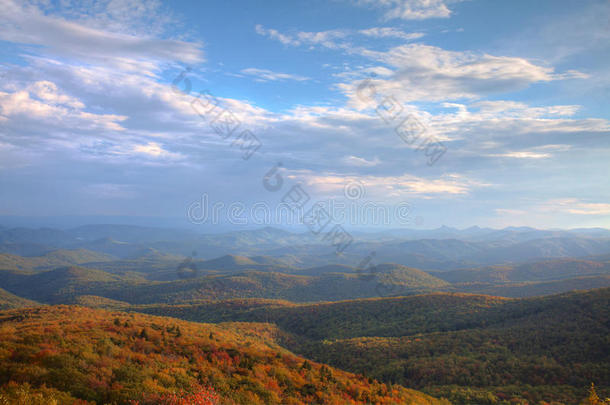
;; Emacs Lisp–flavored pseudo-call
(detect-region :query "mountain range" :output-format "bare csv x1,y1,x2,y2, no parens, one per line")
1,223,609,404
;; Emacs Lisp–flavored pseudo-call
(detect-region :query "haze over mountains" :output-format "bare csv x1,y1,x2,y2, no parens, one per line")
3,223,610,264
1,222,609,403
1,224,610,305
2,0,609,402
0,222,608,404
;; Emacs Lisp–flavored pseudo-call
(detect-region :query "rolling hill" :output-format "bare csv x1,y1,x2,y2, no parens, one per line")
0,266,144,304
135,293,511,340
434,258,610,283
0,287,38,310
0,264,449,304
453,275,610,297
132,288,610,405
0,249,116,272
0,305,448,405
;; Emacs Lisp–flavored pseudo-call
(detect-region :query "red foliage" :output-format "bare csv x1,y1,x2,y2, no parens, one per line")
130,387,220,405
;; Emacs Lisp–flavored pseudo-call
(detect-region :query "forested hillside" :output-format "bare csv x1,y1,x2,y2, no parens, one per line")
0,265,448,304
2,245,610,301
0,287,38,310
135,289,610,405
0,306,448,405
0,227,609,404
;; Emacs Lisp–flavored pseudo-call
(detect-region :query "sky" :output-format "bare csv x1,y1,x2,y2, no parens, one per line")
0,0,609,230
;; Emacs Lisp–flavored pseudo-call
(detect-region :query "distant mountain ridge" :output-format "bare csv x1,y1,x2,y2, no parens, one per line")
0,262,448,304
2,224,610,268
2,248,609,303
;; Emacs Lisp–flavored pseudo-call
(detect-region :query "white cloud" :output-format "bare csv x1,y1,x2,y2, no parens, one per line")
0,81,127,131
240,68,310,82
133,141,181,159
296,30,349,49
0,56,282,170
491,151,551,159
544,199,610,216
26,80,85,109
0,0,204,74
353,0,464,20
6,57,600,179
42,0,179,37
340,44,582,105
470,101,580,118
359,27,425,40
255,25,349,49
342,155,381,167
429,101,609,143
498,199,610,219
255,24,301,46
287,170,488,198
255,25,425,52
491,200,610,228
0,0,606,228
487,144,572,160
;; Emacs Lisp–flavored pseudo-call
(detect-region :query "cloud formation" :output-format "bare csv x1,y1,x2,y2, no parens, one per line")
254,25,423,50
353,0,464,20
240,68,310,82
0,0,608,228
359,28,425,40
0,0,204,74
341,44,586,105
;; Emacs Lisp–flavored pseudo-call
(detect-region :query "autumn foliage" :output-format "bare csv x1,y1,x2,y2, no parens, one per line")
0,305,448,405
129,387,220,405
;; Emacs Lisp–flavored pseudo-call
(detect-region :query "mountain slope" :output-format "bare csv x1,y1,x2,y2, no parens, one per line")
0,287,38,310
0,306,448,405
136,293,510,340
135,288,610,405
197,254,295,273
437,258,610,284
293,288,610,405
0,249,115,272
455,274,610,297
0,266,143,304
0,264,448,305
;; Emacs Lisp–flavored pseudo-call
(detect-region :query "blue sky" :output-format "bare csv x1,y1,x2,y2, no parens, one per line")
0,0,609,229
